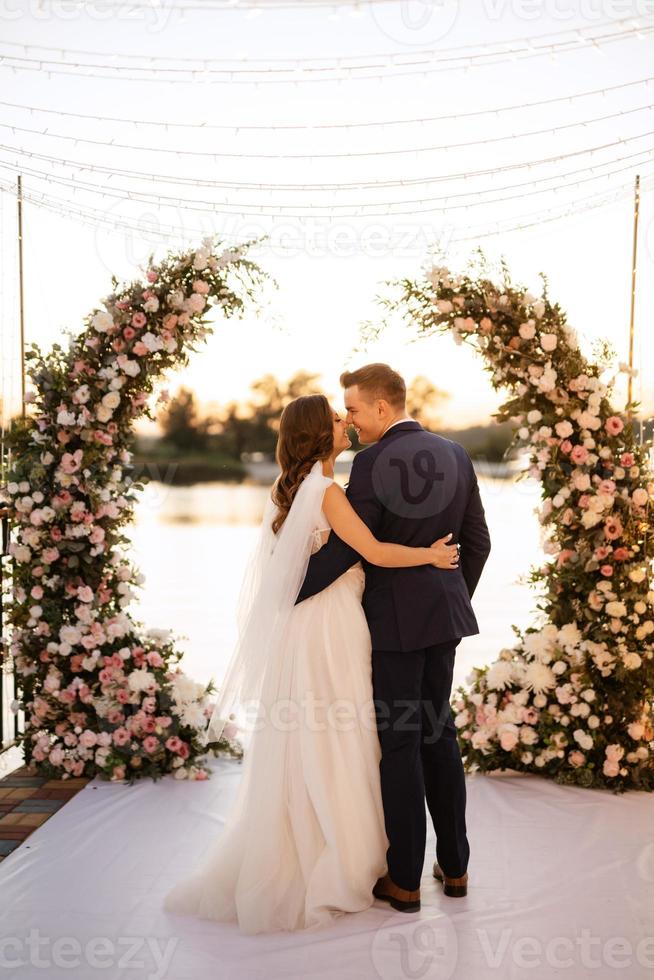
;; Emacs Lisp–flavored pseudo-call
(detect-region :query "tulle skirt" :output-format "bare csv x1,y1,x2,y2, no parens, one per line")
163,563,388,934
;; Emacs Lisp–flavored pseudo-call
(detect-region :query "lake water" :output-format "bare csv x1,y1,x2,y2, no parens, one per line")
128,474,545,697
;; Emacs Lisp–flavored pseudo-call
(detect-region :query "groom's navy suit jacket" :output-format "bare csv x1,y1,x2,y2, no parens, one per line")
296,420,491,652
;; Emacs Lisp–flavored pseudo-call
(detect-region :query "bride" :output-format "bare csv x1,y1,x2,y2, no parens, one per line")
163,393,458,934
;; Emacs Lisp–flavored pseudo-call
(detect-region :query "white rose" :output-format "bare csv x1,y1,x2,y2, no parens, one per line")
573,729,593,751
92,311,113,333
540,333,558,352
532,300,546,319
555,420,573,438
121,359,141,378
142,331,163,353
605,600,627,618
101,391,121,410
519,321,536,340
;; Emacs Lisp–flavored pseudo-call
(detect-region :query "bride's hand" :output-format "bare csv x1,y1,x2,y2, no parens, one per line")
430,533,459,569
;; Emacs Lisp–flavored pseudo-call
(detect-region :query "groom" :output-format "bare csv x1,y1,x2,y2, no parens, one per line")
296,363,491,912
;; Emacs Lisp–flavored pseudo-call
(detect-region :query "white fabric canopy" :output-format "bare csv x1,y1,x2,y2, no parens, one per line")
1,761,653,980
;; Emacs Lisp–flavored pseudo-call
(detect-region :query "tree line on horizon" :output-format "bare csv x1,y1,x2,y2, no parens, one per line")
139,372,514,466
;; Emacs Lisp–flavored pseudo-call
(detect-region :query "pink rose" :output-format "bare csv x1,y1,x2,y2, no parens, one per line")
570,445,589,465
132,312,147,328
569,751,585,768
77,585,94,603
602,760,620,777
605,416,624,436
133,342,148,356
620,452,634,467
603,517,623,541
143,735,160,754
479,317,492,333
613,547,629,560
61,449,84,474
146,651,164,668
146,270,158,282
123,326,136,340
165,736,184,754
560,440,573,454
600,564,614,577
112,727,131,746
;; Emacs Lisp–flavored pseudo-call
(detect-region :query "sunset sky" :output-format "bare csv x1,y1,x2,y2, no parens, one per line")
0,2,653,434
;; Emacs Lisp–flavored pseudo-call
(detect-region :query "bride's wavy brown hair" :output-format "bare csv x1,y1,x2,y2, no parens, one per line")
271,394,334,534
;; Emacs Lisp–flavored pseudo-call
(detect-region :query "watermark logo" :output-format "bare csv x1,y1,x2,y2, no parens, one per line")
371,0,460,47
371,913,458,980
372,433,459,520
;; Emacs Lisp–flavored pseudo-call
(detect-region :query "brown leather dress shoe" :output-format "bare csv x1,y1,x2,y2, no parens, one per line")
433,862,468,897
373,874,421,913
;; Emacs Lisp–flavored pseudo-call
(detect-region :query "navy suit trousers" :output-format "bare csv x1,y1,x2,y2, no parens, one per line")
372,639,470,891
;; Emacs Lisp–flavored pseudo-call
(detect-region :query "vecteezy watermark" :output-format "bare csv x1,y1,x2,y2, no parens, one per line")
476,928,654,970
91,205,457,267
219,694,454,741
370,922,654,979
371,913,459,980
480,0,654,21
0,931,178,979
0,0,178,32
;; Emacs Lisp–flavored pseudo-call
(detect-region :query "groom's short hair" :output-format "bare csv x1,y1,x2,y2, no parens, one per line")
340,363,406,409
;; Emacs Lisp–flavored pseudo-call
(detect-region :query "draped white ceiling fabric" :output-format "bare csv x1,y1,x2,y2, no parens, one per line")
1,760,653,980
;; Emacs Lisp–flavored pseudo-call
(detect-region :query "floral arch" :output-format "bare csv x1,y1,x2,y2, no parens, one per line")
2,243,653,791
1,238,268,782
380,257,654,791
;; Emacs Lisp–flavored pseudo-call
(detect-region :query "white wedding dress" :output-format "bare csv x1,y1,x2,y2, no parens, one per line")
164,467,388,934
